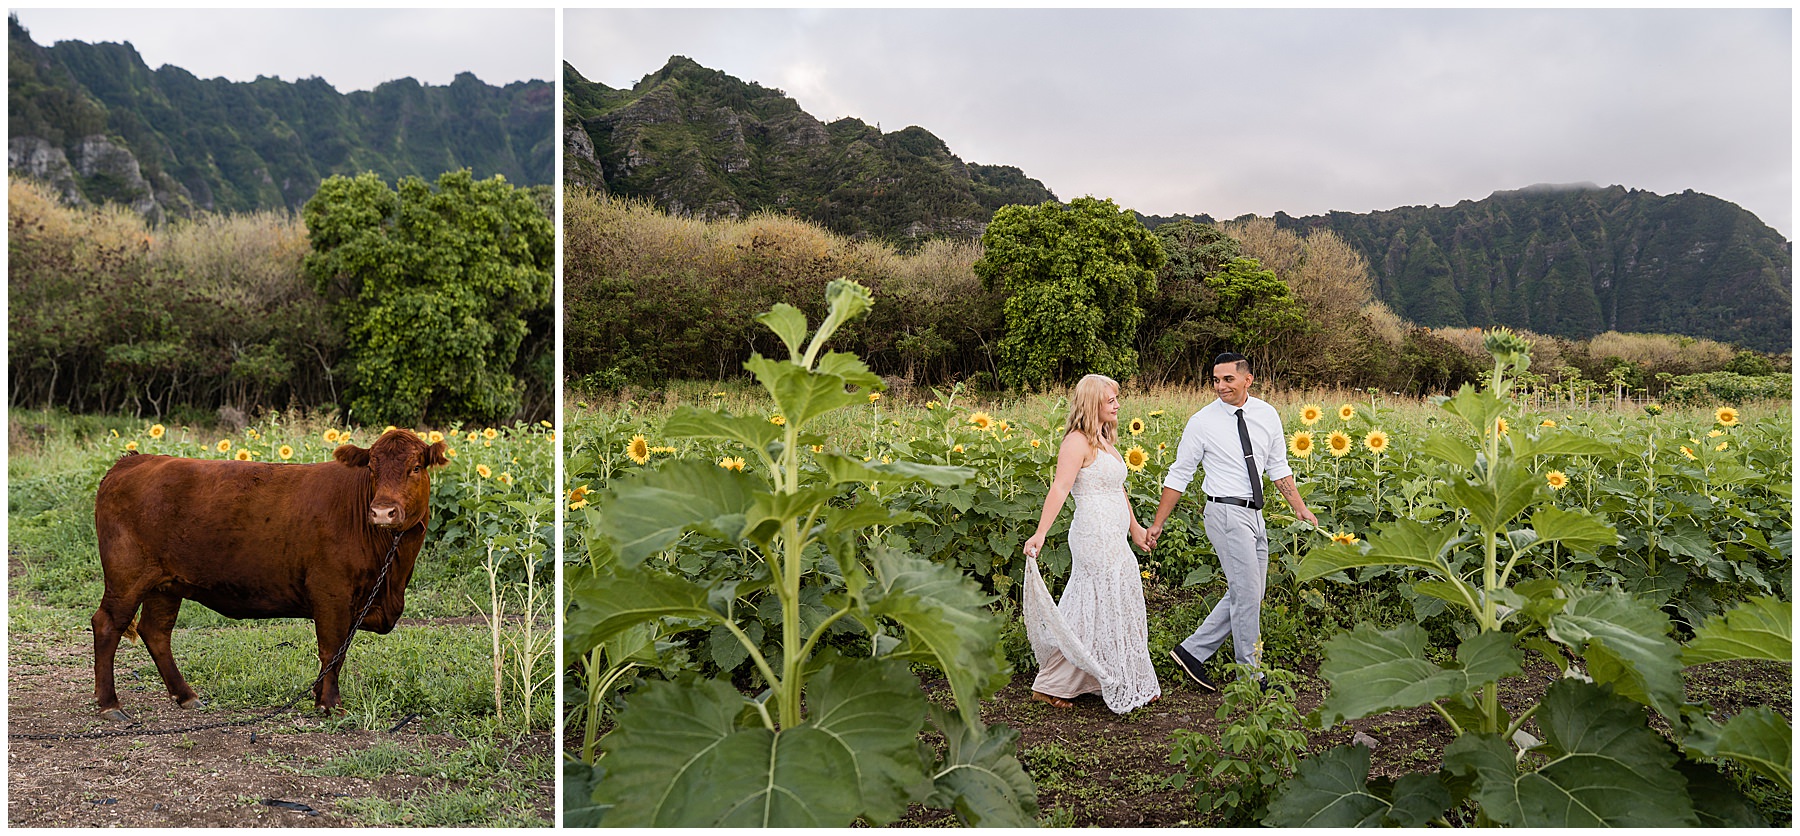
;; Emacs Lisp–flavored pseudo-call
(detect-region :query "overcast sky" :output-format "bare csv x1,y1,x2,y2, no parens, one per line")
566,8,1793,239
11,8,553,92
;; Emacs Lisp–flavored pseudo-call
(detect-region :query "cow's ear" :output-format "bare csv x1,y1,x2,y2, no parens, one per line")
334,444,371,468
424,441,450,468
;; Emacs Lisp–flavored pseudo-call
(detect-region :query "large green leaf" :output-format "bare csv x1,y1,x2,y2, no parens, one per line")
924,704,1038,827
1444,460,1540,532
597,678,863,826
1676,759,1769,826
1683,596,1791,665
1438,383,1502,437
1296,518,1466,582
746,353,864,429
1511,430,1614,459
564,563,722,657
597,459,759,565
1686,707,1792,791
1545,589,1682,718
563,757,607,827
867,548,1006,726
1417,429,1478,471
1444,680,1697,827
755,302,810,360
806,657,934,823
1263,744,1389,827
662,405,783,452
816,453,974,488
815,349,884,389
1313,624,1522,727
1521,506,1618,556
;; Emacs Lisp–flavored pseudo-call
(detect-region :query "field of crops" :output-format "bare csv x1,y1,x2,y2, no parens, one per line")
561,286,1791,827
7,409,556,827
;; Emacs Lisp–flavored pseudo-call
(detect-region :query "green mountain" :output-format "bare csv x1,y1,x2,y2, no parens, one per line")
8,16,553,221
1145,185,1792,353
563,56,1057,241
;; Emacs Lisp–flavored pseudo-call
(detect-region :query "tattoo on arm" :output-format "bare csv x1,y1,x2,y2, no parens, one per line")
1274,475,1301,506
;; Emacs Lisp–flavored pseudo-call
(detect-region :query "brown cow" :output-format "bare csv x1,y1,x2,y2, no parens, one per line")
92,428,448,720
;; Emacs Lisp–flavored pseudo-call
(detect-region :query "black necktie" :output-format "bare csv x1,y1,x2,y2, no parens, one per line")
1236,408,1263,509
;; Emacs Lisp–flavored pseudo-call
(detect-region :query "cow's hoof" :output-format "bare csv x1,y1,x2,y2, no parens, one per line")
176,696,205,710
99,708,132,722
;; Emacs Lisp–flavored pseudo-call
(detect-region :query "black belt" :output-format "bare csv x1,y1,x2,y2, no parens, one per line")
1207,495,1262,510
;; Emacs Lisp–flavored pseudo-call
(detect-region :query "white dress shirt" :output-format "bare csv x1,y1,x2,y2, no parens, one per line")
1162,396,1293,499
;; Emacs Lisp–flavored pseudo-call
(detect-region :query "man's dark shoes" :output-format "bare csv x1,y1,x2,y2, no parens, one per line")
1169,646,1217,692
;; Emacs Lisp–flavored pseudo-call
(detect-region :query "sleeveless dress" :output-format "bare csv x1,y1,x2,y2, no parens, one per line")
1022,451,1162,713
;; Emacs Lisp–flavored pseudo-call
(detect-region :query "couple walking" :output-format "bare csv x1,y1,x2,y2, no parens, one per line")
1020,353,1318,713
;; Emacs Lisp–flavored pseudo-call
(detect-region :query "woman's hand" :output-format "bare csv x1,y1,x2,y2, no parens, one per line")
1130,524,1149,552
1023,531,1047,559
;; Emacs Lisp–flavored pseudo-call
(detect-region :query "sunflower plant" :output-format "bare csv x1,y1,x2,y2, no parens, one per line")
563,280,1036,827
1268,327,1792,827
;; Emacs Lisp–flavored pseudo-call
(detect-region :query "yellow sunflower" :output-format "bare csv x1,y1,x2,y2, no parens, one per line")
483,427,499,440
1030,439,1041,448
125,441,138,451
718,456,746,471
1330,531,1360,545
149,423,166,439
1128,418,1146,436
868,392,881,403
1327,430,1352,457
466,431,479,442
926,400,939,410
1364,429,1389,454
1299,404,1324,426
234,450,253,461
498,472,513,486
427,430,445,444
540,420,553,429
216,439,232,453
1124,446,1149,472
1494,417,1509,436
1545,470,1568,490
997,419,1011,432
569,484,590,510
1337,403,1356,421
1716,441,1729,452
626,434,651,465
952,444,964,453
1540,419,1556,428
969,411,994,431
1680,446,1696,460
278,445,294,460
1715,407,1740,427
445,447,457,458
1289,431,1315,458
811,444,824,453
477,464,492,478
1707,429,1724,438
1148,410,1164,417
770,415,787,426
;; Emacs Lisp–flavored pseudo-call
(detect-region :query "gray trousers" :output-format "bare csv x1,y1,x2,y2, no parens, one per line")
1179,502,1268,669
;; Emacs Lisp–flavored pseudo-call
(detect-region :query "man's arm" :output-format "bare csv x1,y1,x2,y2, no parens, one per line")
1273,474,1317,526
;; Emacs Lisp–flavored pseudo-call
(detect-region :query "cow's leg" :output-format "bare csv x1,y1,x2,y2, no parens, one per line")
137,592,202,709
311,602,352,713
91,590,145,722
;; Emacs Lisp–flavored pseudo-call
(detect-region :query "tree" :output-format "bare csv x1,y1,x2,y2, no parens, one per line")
974,197,1164,388
302,169,553,427
1205,257,1308,376
1137,220,1239,384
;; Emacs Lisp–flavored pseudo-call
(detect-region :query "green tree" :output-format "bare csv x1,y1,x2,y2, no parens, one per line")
975,196,1164,388
1205,257,1309,376
302,169,552,426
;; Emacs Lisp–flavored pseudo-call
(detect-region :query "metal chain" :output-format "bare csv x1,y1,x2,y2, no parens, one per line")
11,531,405,742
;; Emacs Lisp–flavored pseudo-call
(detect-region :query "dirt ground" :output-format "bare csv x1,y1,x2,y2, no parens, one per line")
897,653,1793,827
7,617,554,827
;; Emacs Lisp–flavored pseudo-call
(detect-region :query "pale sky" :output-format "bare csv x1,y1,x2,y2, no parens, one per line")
10,8,554,92
565,8,1793,239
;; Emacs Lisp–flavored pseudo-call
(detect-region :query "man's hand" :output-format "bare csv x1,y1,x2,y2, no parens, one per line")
1146,522,1163,551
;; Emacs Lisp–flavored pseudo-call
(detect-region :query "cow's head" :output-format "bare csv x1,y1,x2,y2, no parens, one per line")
335,429,450,530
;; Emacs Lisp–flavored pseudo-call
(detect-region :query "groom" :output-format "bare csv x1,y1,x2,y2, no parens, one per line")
1146,352,1316,690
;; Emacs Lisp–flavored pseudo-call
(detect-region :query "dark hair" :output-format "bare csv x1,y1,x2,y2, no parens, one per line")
1213,352,1249,373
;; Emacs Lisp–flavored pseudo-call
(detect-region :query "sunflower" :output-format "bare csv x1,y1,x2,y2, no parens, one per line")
1299,404,1324,426
1643,403,1663,416
427,430,445,444
323,429,341,444
1330,531,1360,545
969,412,995,431
1680,446,1696,460
1707,429,1724,438
125,441,138,451
868,392,881,403
445,447,457,458
718,456,746,471
540,420,553,429
1494,417,1509,436
216,439,232,453
1148,410,1164,417
952,444,964,453
1289,431,1315,458
1128,418,1146,436
926,400,939,410
770,415,787,426
1363,429,1389,454
1540,419,1556,428
234,450,253,461
467,431,479,442
1715,406,1740,427
1337,404,1356,421
483,427,499,440
569,484,590,510
1124,446,1149,472
278,445,294,460
477,464,492,478
626,434,651,465
997,420,1011,432
1030,439,1041,448
1716,441,1729,452
1545,470,1568,490
1327,430,1352,457
498,472,513,486
149,424,166,439
811,444,824,453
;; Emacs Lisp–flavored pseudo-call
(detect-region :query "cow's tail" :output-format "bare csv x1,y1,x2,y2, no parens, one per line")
120,615,140,644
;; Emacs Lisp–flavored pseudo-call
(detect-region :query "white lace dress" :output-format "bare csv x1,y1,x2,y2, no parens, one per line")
1022,451,1162,713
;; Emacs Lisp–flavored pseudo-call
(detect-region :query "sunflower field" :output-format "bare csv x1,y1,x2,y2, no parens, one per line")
564,333,1791,824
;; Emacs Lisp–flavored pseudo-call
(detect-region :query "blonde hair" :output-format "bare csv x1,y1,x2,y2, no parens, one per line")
1064,373,1119,452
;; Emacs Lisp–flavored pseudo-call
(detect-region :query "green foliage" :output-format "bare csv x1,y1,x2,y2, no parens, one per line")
975,196,1165,388
1167,665,1309,824
303,170,553,427
564,281,1036,826
1661,371,1793,405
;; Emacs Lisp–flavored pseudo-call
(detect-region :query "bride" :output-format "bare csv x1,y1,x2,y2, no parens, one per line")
1020,374,1162,713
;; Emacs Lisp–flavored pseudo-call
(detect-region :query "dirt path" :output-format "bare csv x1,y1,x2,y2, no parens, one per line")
8,615,553,827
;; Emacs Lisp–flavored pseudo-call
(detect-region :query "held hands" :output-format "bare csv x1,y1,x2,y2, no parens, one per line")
1145,522,1163,551
1130,524,1150,552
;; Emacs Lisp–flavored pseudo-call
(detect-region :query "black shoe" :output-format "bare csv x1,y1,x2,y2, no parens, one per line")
1169,646,1217,692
